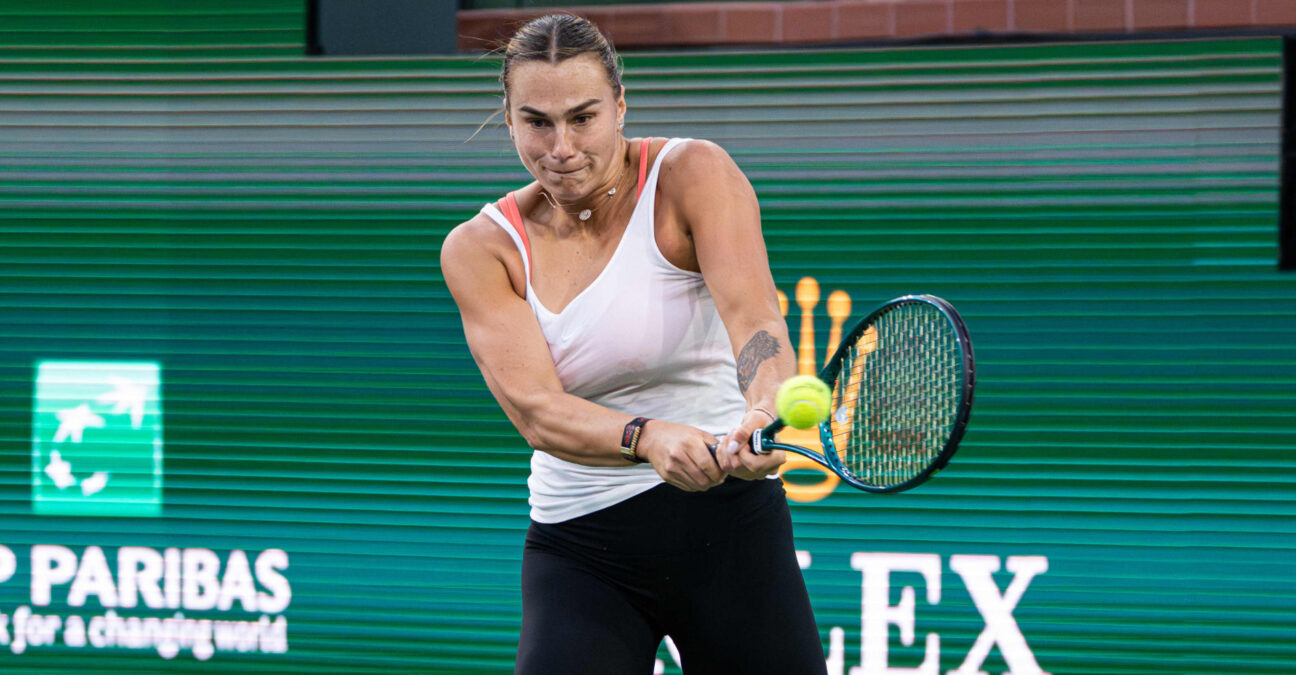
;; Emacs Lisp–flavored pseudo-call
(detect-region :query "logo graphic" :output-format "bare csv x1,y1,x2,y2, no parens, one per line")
777,277,850,502
32,361,163,517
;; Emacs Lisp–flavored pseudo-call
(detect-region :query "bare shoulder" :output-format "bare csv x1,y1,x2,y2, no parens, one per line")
659,138,736,183
442,212,508,266
658,138,755,209
441,211,525,297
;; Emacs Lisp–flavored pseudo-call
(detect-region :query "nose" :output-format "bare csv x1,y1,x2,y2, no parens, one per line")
550,124,576,162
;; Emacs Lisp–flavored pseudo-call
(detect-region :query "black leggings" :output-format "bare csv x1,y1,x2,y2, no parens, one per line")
516,478,827,675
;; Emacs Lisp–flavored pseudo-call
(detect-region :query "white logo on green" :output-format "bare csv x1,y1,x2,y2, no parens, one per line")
32,361,162,517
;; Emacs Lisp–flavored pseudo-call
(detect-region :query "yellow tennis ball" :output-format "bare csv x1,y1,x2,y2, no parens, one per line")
776,375,832,429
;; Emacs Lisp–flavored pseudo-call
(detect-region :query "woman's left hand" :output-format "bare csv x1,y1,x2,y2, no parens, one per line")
714,409,786,480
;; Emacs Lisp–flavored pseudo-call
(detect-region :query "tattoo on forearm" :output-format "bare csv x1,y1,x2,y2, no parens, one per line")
736,330,781,394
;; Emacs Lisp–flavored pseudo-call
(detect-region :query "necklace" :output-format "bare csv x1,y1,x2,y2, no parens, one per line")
540,157,630,222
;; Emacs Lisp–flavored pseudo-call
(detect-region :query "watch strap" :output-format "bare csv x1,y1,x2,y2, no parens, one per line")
620,417,651,463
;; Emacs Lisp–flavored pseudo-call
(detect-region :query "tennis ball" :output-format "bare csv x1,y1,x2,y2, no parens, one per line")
776,375,832,429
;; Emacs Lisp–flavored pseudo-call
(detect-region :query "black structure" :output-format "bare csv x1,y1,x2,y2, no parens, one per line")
307,0,458,55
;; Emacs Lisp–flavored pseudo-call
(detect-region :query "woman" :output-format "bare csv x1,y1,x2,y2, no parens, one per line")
441,14,826,674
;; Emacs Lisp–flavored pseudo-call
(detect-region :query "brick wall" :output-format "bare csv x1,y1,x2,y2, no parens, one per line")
458,0,1296,50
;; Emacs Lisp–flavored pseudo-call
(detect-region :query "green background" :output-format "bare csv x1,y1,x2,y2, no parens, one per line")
1,2,1294,672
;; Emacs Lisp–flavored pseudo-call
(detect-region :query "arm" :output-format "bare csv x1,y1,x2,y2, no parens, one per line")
661,140,793,478
441,215,724,490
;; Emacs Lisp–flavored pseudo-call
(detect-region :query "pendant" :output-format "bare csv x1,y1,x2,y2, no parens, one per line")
579,209,592,221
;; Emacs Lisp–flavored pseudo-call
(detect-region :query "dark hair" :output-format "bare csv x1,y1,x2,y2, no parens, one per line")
501,14,622,100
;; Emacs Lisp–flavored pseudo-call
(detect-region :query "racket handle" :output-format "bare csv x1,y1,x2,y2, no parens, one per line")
712,423,780,459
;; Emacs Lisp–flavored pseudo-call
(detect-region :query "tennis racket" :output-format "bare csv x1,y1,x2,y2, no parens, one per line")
754,294,975,493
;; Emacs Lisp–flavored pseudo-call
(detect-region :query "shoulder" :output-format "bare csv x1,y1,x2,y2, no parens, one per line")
659,138,733,178
658,139,746,192
657,138,754,207
441,209,524,296
442,211,506,266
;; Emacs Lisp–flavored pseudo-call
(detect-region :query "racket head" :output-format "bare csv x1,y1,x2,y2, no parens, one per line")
816,295,975,493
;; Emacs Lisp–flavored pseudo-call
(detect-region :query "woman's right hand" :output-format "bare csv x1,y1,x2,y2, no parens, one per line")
636,421,724,492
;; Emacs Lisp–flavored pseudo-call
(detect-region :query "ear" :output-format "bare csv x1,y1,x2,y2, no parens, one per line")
616,88,627,122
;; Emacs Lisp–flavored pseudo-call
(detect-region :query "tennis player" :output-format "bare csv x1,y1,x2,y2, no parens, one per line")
441,14,826,674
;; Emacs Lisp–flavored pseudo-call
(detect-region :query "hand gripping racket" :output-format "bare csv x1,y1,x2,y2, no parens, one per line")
755,294,975,493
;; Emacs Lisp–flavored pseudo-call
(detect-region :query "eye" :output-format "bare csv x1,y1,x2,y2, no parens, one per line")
573,114,593,125
526,118,550,129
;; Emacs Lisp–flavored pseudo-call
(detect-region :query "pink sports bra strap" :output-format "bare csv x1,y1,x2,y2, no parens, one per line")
636,137,651,199
500,191,532,276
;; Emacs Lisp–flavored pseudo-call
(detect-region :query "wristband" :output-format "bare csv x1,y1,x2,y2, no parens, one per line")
620,417,651,463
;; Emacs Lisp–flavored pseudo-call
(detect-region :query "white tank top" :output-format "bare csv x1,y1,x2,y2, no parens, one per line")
480,138,747,523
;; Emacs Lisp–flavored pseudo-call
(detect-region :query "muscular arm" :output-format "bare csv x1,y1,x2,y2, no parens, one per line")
441,216,722,489
441,217,632,466
664,140,795,417
659,141,793,478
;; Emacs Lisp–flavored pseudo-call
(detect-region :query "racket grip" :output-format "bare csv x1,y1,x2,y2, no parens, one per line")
706,442,718,463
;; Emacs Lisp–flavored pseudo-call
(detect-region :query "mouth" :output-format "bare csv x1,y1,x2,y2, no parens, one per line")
546,166,587,177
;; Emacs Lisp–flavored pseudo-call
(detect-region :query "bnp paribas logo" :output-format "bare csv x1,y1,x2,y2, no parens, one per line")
776,277,849,503
32,361,163,517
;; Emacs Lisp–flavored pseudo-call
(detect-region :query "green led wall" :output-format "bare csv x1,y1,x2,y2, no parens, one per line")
1,31,1293,673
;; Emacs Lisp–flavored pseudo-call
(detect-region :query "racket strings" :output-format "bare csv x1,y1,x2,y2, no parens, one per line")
829,303,961,488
